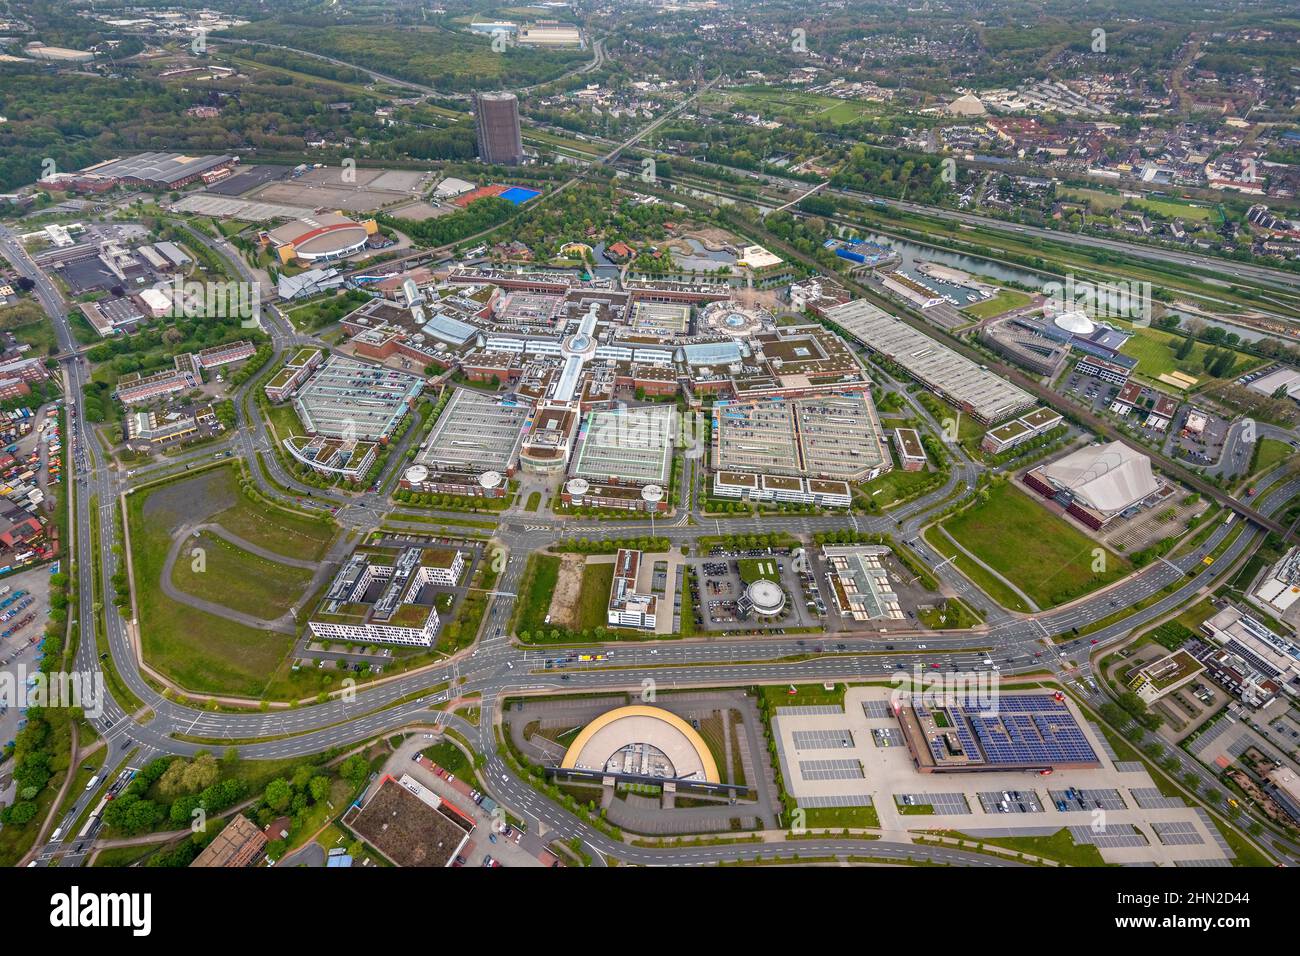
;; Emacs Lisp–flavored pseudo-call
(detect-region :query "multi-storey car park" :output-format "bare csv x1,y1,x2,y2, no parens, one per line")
570,405,675,485
711,392,890,507
562,405,676,511
826,298,1036,424
293,355,424,442
402,387,530,496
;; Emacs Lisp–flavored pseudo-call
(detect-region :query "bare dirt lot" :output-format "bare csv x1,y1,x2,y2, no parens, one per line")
546,553,587,629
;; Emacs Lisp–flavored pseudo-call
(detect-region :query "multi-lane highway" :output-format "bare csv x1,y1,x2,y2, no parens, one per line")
7,173,1298,869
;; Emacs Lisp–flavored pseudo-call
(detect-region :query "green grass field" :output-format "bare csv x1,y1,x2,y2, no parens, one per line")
1252,437,1292,477
738,557,781,583
858,461,940,509
170,530,314,619
714,87,887,126
574,562,615,631
1132,198,1216,222
1118,325,1260,388
1059,187,1125,212
515,552,561,636
951,827,1107,866
803,805,880,829
129,467,336,697
939,481,1130,608
962,287,1032,319
917,598,982,629
209,494,336,562
262,400,307,442
922,525,1031,612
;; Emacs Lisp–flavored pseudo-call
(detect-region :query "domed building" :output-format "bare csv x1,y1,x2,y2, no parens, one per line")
561,705,721,783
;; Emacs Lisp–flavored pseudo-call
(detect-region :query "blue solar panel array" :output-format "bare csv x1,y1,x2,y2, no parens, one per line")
926,695,1098,767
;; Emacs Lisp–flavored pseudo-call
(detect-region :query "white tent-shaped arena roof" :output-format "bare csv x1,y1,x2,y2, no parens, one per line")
1039,441,1159,515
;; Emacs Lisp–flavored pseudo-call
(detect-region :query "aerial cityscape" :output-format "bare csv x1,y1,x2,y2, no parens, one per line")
0,0,1298,915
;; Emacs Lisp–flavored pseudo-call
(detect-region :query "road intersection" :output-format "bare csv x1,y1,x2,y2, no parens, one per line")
5,201,1297,869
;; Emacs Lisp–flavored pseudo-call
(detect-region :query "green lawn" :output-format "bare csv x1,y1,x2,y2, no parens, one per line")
574,562,615,631
1253,437,1292,477
262,400,307,441
1118,325,1260,388
514,552,561,635
962,287,1032,320
1059,187,1124,212
803,805,880,829
738,557,781,583
421,740,473,778
209,495,336,562
1133,198,1215,222
760,683,848,709
170,530,314,619
10,318,58,356
940,481,1130,608
716,87,887,126
859,463,940,509
917,598,982,630
525,491,542,512
922,524,1031,612
128,467,332,698
952,827,1108,866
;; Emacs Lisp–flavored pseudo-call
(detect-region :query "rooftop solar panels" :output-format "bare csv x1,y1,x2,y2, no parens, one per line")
797,794,875,808
1070,824,1147,849
862,700,894,719
1130,788,1185,810
908,694,1101,771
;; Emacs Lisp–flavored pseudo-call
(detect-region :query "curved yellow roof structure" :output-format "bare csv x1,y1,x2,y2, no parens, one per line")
561,705,720,783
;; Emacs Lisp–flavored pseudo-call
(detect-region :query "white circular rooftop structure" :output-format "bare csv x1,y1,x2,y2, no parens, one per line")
566,477,590,497
700,300,772,337
479,470,503,490
745,579,786,616
641,484,664,503
1053,310,1096,336
562,331,598,358
404,464,429,485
